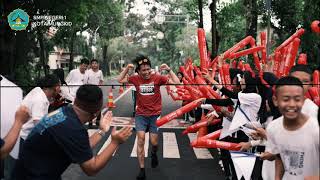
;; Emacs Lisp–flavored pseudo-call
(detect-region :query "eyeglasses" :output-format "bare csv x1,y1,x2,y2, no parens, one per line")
138,59,149,65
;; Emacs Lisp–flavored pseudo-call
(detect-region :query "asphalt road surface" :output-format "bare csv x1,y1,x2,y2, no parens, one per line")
61,78,226,180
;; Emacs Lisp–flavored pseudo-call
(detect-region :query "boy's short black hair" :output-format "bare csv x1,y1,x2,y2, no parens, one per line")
37,74,60,89
76,85,103,104
229,68,243,82
289,64,313,76
75,85,103,113
80,58,90,65
133,54,151,70
242,71,258,93
53,69,66,85
90,59,98,64
275,76,303,92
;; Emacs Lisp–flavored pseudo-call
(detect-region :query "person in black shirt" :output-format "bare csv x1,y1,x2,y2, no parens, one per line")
12,85,132,180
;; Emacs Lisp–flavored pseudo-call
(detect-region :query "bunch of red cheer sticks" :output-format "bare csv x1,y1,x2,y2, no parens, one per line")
157,20,320,151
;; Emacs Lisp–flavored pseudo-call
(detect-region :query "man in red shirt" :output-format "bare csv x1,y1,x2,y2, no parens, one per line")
118,55,180,180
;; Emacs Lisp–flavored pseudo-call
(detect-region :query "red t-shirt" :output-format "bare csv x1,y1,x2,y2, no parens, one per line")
128,74,168,116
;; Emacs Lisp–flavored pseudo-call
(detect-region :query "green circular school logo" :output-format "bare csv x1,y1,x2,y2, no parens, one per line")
7,9,29,31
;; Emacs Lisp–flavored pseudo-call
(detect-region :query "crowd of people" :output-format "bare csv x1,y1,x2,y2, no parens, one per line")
0,58,133,180
0,53,319,180
174,55,319,180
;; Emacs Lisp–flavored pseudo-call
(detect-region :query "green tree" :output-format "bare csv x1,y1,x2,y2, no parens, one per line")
301,0,320,68
51,0,93,71
143,1,190,68
175,25,201,64
260,0,319,66
243,0,258,38
93,1,124,76
216,1,246,53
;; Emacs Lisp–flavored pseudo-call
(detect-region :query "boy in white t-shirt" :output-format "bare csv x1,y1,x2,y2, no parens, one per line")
65,58,89,97
20,75,61,142
264,76,319,180
86,59,104,85
86,59,104,127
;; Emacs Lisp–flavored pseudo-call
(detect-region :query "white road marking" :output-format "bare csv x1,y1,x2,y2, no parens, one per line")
188,133,214,159
98,135,117,156
163,132,180,158
131,132,149,157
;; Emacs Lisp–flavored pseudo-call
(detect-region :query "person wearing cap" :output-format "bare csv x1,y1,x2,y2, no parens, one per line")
12,85,132,180
117,55,180,180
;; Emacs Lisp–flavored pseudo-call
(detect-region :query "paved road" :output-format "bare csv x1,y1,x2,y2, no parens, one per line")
61,78,226,180
62,129,225,180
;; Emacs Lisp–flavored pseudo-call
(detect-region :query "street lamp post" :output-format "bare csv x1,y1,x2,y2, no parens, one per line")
93,26,100,59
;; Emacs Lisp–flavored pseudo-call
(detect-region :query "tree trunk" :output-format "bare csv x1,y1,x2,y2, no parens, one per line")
69,32,76,72
102,44,111,76
244,0,258,38
210,1,218,58
37,30,48,75
197,0,204,28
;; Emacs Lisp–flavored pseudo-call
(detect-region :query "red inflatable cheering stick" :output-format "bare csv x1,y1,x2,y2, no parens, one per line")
308,87,320,106
191,138,241,151
197,28,209,72
297,53,307,65
283,38,300,76
182,119,221,135
313,70,319,89
276,29,304,52
156,98,204,127
311,20,320,33
260,32,267,64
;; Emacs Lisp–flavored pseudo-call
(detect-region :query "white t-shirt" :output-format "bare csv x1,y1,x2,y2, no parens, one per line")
302,98,319,122
266,116,319,179
20,87,50,140
86,69,104,85
262,99,319,180
65,68,87,97
0,75,23,158
60,85,75,102
229,92,262,132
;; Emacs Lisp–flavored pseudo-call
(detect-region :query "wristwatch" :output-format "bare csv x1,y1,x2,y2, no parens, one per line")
98,129,106,137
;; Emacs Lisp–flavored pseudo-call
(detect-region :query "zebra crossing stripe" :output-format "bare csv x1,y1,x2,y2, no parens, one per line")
163,132,180,158
89,130,214,160
97,135,117,156
187,133,214,159
130,133,149,157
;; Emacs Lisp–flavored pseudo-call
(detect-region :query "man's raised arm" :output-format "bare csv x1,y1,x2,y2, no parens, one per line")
117,64,134,83
160,64,180,84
